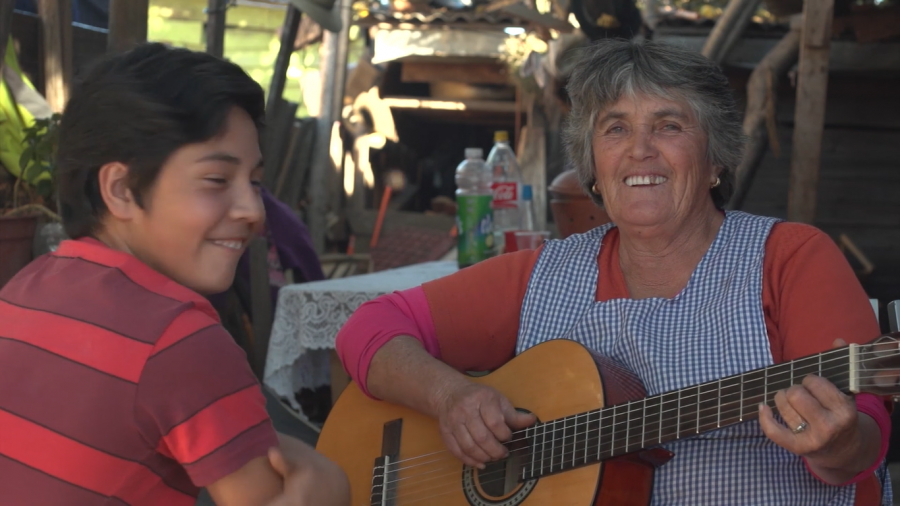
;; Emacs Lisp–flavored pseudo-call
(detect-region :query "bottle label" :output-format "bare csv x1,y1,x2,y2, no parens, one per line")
491,181,518,209
456,195,494,267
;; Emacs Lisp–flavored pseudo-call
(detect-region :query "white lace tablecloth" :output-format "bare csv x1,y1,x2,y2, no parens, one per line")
264,261,459,404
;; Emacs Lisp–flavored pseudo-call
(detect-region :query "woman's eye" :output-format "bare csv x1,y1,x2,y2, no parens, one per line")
662,123,681,131
251,179,262,188
607,126,624,134
205,177,227,185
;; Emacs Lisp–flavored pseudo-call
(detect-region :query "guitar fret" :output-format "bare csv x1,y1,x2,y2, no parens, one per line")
610,405,617,457
572,415,578,467
676,390,681,437
739,372,744,421
695,384,701,434
716,378,722,428
658,394,664,444
763,367,768,407
542,421,549,475
641,399,646,448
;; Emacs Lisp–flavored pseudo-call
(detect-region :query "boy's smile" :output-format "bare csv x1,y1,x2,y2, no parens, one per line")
95,106,265,295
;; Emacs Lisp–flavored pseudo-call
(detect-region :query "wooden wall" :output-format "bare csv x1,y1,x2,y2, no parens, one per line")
733,70,900,312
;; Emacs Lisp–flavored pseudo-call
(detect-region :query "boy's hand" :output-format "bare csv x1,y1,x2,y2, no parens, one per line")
265,436,351,506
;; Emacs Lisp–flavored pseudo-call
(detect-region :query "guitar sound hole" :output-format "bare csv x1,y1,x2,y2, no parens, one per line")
477,460,515,497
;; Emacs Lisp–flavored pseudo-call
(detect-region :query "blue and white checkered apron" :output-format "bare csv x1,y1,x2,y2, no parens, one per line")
515,211,890,505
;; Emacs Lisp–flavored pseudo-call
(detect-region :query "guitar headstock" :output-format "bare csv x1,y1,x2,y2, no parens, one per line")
854,332,900,397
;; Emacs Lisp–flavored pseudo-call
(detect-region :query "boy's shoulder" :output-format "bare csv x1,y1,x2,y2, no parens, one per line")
1,238,221,352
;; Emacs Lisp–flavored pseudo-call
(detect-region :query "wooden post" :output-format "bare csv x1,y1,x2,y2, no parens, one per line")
727,26,800,210
108,0,149,54
701,0,760,64
308,1,350,254
787,0,834,224
0,0,13,75
266,5,302,124
205,0,229,58
37,0,73,113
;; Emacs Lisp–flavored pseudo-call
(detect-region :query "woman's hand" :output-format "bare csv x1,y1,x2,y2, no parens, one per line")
434,382,536,469
758,339,881,484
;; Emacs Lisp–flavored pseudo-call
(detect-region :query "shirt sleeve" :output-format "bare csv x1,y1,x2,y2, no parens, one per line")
765,223,891,487
765,223,881,361
422,248,542,372
335,287,441,398
134,311,279,487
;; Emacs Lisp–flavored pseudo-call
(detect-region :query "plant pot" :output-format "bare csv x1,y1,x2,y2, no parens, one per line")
0,215,38,289
548,169,610,239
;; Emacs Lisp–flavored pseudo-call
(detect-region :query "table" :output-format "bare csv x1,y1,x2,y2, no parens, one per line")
263,260,459,409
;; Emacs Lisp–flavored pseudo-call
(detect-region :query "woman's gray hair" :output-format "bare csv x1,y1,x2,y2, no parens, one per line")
563,39,744,209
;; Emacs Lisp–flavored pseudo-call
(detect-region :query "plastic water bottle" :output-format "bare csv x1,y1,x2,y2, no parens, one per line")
486,131,523,254
455,148,494,268
520,184,535,232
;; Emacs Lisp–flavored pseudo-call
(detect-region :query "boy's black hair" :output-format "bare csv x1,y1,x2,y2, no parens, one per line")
57,42,266,239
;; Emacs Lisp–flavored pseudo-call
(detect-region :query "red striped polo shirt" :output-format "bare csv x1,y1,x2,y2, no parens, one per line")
0,237,279,505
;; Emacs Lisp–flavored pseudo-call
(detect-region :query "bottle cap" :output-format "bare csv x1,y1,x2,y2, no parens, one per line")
523,184,533,200
494,131,509,143
465,148,483,159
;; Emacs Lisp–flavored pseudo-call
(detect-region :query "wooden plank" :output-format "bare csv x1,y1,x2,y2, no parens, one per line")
383,96,517,113
249,237,273,377
401,61,510,85
0,0,13,76
265,5,301,124
108,0,149,53
205,0,228,57
37,0,73,113
786,0,834,224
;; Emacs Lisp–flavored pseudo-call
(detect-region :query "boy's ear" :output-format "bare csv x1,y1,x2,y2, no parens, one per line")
97,162,138,220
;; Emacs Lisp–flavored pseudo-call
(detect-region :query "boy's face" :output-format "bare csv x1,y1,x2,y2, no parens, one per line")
122,107,265,294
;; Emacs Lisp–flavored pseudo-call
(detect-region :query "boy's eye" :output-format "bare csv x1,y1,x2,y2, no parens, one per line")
205,177,227,184
251,179,262,188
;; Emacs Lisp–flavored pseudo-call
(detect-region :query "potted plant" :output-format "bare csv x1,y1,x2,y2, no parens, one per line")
0,113,63,288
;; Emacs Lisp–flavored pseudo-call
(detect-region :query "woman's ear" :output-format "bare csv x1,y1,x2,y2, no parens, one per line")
97,162,138,221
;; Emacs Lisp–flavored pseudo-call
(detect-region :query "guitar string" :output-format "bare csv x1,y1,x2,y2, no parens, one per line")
370,353,894,499
372,361,899,503
380,348,900,472
371,372,866,503
373,376,863,506
375,359,889,493
368,346,888,474
367,346,900,503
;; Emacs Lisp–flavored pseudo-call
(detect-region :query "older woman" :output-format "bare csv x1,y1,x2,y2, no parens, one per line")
335,39,891,504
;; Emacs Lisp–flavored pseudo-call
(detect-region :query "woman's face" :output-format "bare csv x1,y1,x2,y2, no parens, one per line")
591,93,719,230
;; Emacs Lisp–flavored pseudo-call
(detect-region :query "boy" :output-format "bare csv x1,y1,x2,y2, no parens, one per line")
0,43,349,506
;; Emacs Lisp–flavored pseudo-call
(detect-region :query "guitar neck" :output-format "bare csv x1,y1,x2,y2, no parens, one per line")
519,346,855,481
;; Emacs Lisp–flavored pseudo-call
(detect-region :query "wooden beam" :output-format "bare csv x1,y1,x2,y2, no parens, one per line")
0,0,13,76
108,0,148,54
787,0,834,224
266,5,302,123
401,61,510,85
249,237,273,377
37,0,73,113
383,96,517,113
205,0,228,58
727,27,800,210
701,0,760,64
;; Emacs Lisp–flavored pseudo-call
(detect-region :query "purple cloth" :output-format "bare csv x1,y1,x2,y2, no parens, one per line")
208,188,324,316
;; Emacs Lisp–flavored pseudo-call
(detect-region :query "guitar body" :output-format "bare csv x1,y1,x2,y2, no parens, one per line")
317,340,660,506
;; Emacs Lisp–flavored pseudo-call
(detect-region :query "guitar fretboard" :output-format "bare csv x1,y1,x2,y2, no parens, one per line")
518,347,852,481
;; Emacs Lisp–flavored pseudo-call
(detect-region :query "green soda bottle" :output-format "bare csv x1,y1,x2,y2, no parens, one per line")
455,148,494,268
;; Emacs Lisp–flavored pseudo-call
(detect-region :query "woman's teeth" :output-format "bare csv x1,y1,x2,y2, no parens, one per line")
625,175,667,187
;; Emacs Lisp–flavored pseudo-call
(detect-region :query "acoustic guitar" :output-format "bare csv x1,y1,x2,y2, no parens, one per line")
316,334,900,506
